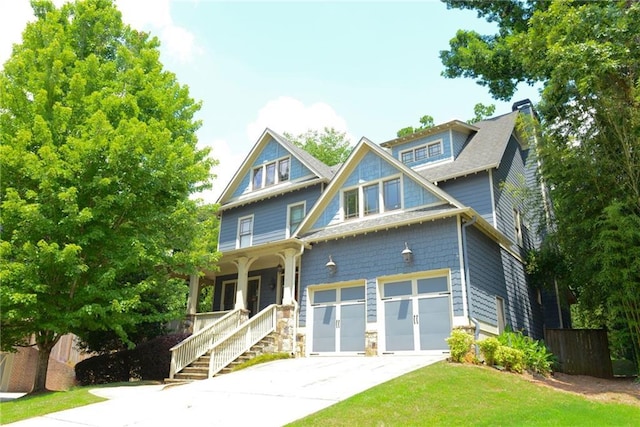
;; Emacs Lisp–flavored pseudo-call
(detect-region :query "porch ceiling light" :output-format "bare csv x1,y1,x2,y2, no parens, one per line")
402,242,413,263
326,255,336,274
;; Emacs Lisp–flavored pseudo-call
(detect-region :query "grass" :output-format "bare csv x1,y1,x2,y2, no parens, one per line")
232,352,292,371
287,362,640,427
0,381,158,425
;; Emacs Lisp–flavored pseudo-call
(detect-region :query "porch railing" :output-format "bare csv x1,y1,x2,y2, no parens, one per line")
208,304,277,377
193,311,230,333
169,309,244,379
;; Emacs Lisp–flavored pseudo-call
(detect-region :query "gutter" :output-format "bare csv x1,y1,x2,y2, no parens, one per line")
461,215,480,355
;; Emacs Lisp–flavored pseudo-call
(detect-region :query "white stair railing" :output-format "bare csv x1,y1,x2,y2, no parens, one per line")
169,309,244,379
193,311,230,333
208,305,277,377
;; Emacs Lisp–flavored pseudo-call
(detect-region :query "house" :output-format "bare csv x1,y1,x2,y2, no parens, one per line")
181,100,568,367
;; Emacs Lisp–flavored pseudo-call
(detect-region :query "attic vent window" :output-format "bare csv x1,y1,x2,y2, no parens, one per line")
342,176,402,220
252,156,290,190
400,139,443,164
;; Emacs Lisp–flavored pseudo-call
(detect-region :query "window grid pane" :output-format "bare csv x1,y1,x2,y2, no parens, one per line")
279,158,290,181
265,162,276,186
363,184,379,216
252,167,262,189
401,151,413,163
415,147,427,161
344,189,358,219
428,142,442,157
289,204,304,232
383,178,401,211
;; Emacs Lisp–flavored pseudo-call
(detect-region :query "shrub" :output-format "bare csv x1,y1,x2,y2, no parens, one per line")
478,337,500,366
75,332,190,385
497,330,554,375
446,329,474,363
494,346,525,373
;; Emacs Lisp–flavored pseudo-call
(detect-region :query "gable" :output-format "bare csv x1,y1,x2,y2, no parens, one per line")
300,139,461,234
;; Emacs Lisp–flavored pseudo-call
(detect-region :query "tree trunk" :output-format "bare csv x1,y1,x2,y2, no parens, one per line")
32,332,60,393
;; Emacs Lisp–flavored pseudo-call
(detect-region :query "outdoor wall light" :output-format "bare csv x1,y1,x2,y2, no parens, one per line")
402,242,413,263
325,255,337,274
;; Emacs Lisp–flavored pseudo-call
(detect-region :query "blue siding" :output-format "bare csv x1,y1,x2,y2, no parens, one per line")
466,226,544,339
343,152,398,187
219,185,323,251
299,218,463,326
440,172,493,224
493,136,527,246
451,130,469,158
390,131,451,167
404,176,441,209
232,138,315,198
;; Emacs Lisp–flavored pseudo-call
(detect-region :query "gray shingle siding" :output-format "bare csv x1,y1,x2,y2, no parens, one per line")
219,184,322,251
493,136,527,245
298,218,462,327
439,172,493,224
466,226,544,339
451,130,470,158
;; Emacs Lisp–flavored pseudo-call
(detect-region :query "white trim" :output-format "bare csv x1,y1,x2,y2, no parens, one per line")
398,138,444,165
286,201,306,238
489,169,497,228
220,279,237,311
237,214,254,249
251,155,291,191
457,216,469,319
339,174,403,221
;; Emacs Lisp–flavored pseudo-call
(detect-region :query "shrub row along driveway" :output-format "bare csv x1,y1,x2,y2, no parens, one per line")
10,355,446,427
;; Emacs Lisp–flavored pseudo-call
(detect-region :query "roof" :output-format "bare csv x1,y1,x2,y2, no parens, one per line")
416,111,519,183
300,205,465,243
216,128,335,208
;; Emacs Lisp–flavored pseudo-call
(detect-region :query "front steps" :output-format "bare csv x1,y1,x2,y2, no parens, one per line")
164,333,277,384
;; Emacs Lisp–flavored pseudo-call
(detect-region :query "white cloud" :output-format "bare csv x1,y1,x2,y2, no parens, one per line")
0,1,35,67
116,0,200,63
247,96,354,143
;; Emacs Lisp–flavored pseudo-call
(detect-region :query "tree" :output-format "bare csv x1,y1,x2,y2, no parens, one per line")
284,127,352,166
0,0,216,392
469,103,496,124
441,0,640,368
396,115,434,137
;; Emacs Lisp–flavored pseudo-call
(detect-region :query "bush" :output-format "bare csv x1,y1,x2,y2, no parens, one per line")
497,330,554,375
75,332,190,385
478,337,500,366
494,346,525,373
446,329,474,363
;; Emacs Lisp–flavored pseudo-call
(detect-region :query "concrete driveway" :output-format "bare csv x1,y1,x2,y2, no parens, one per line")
8,355,445,427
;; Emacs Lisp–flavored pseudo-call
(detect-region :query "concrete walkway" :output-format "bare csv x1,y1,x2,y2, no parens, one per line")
7,355,445,427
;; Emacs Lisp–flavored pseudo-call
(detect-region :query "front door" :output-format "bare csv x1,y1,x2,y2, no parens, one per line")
310,285,366,354
221,280,236,311
382,275,452,353
247,278,260,317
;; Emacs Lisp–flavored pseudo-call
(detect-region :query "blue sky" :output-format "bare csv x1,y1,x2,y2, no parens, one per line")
0,1,540,202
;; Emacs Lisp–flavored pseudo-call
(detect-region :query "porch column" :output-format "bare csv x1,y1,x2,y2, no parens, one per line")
282,248,297,305
235,256,249,310
186,274,200,316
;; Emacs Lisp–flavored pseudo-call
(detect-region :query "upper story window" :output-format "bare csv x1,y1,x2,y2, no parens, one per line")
287,202,305,237
252,156,290,190
400,140,443,164
342,176,401,220
238,215,253,248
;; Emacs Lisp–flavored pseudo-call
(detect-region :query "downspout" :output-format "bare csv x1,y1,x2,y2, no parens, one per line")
462,215,480,355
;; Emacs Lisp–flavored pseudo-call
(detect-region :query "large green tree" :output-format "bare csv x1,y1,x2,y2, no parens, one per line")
441,0,640,367
285,127,352,166
0,0,216,392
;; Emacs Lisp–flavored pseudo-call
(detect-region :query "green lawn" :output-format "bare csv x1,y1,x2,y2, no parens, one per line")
287,362,640,427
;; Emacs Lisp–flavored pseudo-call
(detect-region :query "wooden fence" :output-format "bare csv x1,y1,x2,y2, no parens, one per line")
544,329,613,378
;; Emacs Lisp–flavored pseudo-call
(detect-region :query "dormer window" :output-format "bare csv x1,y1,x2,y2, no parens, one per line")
342,176,402,220
400,140,443,164
252,156,290,190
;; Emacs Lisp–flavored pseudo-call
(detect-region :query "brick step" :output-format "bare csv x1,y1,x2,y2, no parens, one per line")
173,371,208,381
181,366,208,375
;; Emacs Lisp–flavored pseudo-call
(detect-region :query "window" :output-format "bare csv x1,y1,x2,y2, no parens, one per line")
383,178,401,211
344,189,359,219
513,208,523,246
287,203,305,236
427,141,442,157
252,157,290,190
400,139,443,164
343,176,402,220
363,183,379,216
238,216,253,248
